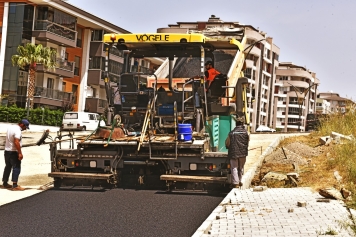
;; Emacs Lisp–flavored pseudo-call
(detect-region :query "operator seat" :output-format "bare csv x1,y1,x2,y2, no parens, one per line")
207,74,228,102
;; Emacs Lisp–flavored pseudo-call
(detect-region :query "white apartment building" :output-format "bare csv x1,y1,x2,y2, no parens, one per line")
274,62,319,132
315,98,330,114
318,92,347,114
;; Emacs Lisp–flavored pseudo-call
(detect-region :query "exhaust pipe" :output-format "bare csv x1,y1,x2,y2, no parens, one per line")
169,57,174,91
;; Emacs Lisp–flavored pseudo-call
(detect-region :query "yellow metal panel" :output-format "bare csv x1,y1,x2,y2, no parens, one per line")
103,33,207,43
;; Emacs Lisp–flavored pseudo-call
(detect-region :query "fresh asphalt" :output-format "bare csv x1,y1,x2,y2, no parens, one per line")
0,188,224,237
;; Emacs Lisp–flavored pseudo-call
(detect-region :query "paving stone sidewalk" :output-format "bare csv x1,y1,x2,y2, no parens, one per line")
194,187,354,237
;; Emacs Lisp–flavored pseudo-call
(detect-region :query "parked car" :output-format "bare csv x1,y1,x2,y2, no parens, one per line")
256,125,276,132
61,112,106,131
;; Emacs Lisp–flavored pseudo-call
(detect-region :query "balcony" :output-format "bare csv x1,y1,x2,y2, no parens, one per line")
33,20,76,47
32,86,72,107
37,58,75,78
87,70,105,87
85,97,107,114
90,42,124,63
131,65,151,74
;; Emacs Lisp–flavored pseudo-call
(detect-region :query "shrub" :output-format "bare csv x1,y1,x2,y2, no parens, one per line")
0,105,63,126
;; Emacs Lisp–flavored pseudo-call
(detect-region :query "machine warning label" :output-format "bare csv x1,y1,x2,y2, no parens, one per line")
136,34,169,42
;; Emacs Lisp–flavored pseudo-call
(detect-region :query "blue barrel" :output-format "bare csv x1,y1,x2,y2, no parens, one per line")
178,124,192,141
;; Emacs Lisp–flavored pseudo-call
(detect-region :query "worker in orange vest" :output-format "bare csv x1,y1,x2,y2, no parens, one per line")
204,61,220,88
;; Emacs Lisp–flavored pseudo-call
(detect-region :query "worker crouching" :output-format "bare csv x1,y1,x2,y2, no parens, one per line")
225,116,249,189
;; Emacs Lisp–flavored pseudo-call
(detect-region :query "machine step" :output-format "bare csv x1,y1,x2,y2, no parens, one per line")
160,175,228,184
48,172,113,180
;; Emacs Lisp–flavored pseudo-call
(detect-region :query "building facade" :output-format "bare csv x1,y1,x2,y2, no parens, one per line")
0,0,163,114
318,92,347,114
273,62,319,132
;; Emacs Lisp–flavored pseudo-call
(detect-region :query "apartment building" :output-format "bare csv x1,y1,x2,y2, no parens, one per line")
0,0,163,114
274,62,319,132
318,92,348,114
315,97,330,114
157,15,280,132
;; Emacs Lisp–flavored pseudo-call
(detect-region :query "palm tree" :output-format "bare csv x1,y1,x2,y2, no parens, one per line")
11,43,57,108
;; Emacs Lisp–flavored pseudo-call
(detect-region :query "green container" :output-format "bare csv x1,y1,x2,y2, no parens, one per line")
218,115,236,152
205,115,219,151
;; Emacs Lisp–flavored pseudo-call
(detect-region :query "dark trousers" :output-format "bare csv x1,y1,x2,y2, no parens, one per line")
2,151,21,184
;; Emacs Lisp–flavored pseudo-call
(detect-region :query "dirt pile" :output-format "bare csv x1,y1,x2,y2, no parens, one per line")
285,142,321,158
264,142,321,165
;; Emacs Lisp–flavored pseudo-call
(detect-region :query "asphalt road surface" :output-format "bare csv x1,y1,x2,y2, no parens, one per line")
0,188,224,237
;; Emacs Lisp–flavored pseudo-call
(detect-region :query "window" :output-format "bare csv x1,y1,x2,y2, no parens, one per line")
74,56,80,76
62,82,66,91
280,76,288,81
288,107,301,115
47,78,54,89
244,68,252,79
64,113,78,119
72,84,78,104
91,30,106,41
89,114,95,120
77,27,82,47
89,57,104,70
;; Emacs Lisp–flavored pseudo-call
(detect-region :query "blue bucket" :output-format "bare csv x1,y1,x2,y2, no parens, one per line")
178,124,192,133
178,124,192,141
178,133,192,141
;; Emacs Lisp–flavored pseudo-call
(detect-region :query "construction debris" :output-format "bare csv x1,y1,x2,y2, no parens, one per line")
319,136,331,146
262,172,287,182
319,187,345,200
287,173,299,187
331,131,354,141
253,186,268,192
297,201,307,207
316,199,331,203
341,188,352,199
334,171,343,183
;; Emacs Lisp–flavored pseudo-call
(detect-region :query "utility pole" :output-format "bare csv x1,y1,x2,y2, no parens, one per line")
286,82,316,132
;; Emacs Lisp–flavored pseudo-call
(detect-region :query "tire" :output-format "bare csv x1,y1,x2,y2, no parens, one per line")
82,126,86,131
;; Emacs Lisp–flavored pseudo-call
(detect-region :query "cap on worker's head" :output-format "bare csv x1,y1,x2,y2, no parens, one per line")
234,116,245,124
205,60,213,66
20,119,30,129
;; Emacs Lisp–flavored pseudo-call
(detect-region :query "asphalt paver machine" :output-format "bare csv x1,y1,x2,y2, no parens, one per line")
48,32,250,191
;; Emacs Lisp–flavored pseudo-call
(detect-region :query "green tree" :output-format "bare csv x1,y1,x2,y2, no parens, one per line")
11,43,56,108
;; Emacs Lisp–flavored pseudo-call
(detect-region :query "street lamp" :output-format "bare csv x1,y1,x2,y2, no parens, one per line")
286,82,316,132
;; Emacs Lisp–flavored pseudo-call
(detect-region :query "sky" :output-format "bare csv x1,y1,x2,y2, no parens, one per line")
68,0,356,99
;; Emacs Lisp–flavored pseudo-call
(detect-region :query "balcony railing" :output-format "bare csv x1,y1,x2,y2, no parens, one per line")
131,65,151,73
34,86,72,101
105,46,123,57
56,58,74,72
98,99,107,108
34,20,76,41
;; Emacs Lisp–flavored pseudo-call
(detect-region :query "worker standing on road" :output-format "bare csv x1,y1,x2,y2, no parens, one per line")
1,119,29,191
225,116,249,188
204,61,220,88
